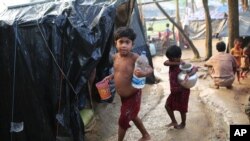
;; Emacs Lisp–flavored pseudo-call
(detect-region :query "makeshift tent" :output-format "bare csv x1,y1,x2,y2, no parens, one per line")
218,11,250,37
189,19,226,39
140,0,227,40
0,0,154,141
142,1,183,21
188,5,228,39
188,2,247,40
188,5,228,21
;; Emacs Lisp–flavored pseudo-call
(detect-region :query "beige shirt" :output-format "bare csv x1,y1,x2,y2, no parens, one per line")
205,52,237,78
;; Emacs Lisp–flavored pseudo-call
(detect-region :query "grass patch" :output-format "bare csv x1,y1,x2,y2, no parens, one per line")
146,20,173,37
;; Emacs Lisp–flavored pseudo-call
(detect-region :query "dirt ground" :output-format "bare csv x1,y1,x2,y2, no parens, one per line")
85,39,250,141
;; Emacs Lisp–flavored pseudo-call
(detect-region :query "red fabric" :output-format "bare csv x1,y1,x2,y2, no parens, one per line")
165,29,171,38
166,65,190,113
119,90,141,130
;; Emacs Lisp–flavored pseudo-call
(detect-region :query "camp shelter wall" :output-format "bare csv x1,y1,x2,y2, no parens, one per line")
0,0,153,140
0,0,132,141
187,4,227,39
189,19,226,39
130,1,155,83
218,11,250,37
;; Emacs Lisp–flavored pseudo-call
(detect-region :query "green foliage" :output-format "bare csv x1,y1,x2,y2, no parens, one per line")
146,20,173,37
146,20,165,36
221,0,227,5
179,0,187,6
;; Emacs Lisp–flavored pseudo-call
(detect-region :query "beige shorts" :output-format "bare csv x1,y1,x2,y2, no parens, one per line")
213,76,235,86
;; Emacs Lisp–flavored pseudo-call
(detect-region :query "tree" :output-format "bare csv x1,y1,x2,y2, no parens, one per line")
191,0,196,14
202,0,212,60
228,0,239,50
176,0,184,48
221,0,227,5
155,1,200,59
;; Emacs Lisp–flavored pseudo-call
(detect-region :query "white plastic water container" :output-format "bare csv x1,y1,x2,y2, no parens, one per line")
132,74,146,89
149,43,156,56
132,51,148,89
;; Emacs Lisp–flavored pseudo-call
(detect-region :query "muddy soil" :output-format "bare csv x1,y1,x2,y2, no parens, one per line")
85,39,250,141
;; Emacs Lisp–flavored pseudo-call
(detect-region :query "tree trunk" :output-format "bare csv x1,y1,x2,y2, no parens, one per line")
172,25,176,41
228,0,239,50
176,0,184,48
191,0,195,13
246,0,248,9
155,1,200,59
246,0,248,11
138,0,144,24
202,0,212,60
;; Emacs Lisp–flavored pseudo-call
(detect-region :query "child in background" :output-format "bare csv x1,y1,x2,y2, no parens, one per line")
104,27,152,141
161,23,172,54
164,45,197,129
230,38,243,83
241,43,250,79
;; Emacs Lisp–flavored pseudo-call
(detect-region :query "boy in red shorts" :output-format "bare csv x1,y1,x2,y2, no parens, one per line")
104,27,152,141
164,45,197,129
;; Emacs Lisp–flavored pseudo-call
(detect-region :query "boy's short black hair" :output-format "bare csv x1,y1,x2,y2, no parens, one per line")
216,41,226,52
234,37,243,43
114,27,136,41
165,45,182,59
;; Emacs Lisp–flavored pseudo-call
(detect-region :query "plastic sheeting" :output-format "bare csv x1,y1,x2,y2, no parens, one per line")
0,1,116,141
188,19,225,40
218,12,250,37
0,0,154,141
130,1,155,83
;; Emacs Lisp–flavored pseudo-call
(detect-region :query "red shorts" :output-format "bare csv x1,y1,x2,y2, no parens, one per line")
119,90,141,130
166,89,190,113
167,65,190,113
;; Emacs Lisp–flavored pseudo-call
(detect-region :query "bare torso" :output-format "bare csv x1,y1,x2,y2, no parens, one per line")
113,52,138,98
231,47,243,66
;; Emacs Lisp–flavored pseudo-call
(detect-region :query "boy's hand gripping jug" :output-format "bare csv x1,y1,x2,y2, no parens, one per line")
132,51,148,89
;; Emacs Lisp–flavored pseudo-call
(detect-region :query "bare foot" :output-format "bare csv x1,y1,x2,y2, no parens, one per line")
138,134,151,141
241,75,245,79
174,123,185,129
166,122,178,127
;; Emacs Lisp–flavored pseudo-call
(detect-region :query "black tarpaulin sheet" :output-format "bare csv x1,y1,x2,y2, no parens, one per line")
0,1,116,141
0,0,154,141
130,1,155,83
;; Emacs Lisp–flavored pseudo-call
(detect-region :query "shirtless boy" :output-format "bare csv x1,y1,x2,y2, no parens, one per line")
104,27,152,141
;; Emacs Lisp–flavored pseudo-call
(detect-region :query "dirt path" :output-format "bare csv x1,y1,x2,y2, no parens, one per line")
124,92,215,141
85,39,249,141
85,83,164,141
88,54,223,141
122,56,223,141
